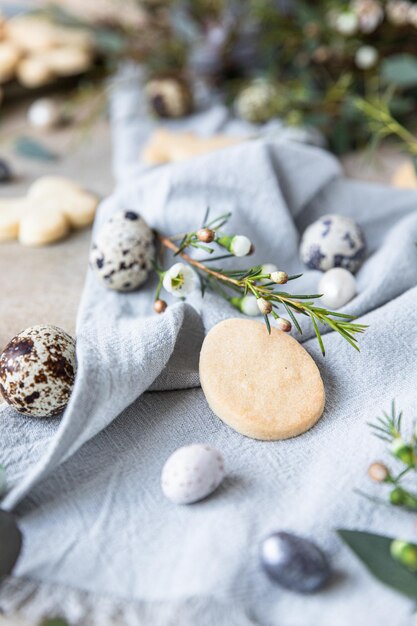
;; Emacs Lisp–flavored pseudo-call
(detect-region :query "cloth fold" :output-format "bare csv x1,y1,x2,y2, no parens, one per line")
1,70,417,626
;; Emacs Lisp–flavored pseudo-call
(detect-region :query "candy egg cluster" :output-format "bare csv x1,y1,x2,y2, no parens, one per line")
300,214,365,309
90,210,155,292
0,325,76,418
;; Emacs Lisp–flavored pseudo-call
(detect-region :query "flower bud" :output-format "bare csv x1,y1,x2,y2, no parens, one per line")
154,299,168,314
271,271,288,285
233,295,259,317
217,235,252,257
257,298,272,315
389,486,417,509
196,228,215,243
276,318,292,332
390,539,417,573
391,438,415,467
368,462,389,483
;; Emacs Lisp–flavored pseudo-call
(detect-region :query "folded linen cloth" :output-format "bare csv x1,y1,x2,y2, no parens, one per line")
1,71,417,626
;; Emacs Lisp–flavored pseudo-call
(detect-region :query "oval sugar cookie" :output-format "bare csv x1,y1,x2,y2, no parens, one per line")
199,319,325,440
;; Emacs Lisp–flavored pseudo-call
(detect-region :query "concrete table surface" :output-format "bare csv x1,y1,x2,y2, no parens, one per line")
0,103,114,354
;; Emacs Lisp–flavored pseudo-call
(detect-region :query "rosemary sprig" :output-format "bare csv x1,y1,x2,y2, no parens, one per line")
355,96,417,159
156,211,367,355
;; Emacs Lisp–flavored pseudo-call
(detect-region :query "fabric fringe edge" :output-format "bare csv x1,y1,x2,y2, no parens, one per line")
0,576,258,626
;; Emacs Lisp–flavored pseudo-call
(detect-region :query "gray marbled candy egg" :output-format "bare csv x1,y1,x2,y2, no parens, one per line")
260,531,331,593
300,214,366,273
0,325,76,418
90,210,155,292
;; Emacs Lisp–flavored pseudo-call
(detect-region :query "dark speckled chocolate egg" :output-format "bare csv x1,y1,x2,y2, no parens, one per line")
0,325,76,418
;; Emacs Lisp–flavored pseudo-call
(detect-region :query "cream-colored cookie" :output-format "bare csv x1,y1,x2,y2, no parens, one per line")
28,176,83,198
28,177,99,228
142,129,244,165
16,56,54,88
19,206,70,246
6,16,60,52
39,46,92,76
0,177,98,247
0,198,31,241
391,161,417,189
0,41,21,83
53,26,94,51
199,319,325,441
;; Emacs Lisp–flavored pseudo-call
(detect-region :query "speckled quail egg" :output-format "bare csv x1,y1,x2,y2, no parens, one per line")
161,444,225,505
0,325,76,418
145,77,193,119
90,210,155,292
300,214,366,273
260,531,331,593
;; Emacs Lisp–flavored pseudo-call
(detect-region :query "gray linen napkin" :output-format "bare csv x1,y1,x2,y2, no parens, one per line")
0,70,417,626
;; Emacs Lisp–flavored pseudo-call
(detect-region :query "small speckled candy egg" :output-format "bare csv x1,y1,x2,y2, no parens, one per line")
319,267,357,309
300,214,366,273
90,210,155,292
0,325,76,418
161,444,225,505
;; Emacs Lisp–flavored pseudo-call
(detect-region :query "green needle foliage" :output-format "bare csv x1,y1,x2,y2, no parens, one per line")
360,402,417,510
158,210,367,355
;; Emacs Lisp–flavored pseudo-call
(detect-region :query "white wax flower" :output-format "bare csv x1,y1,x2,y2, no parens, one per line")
355,45,378,69
260,263,278,284
335,11,359,34
231,235,252,257
163,262,198,298
240,295,260,316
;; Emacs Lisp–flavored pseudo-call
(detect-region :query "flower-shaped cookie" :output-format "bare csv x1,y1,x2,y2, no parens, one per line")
0,176,99,246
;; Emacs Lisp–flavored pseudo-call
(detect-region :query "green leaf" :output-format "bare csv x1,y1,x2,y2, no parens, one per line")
338,529,417,600
40,619,69,626
381,54,417,89
14,137,58,162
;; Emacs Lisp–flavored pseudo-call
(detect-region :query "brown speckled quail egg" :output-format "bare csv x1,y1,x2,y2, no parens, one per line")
161,444,226,505
90,210,155,292
0,325,76,418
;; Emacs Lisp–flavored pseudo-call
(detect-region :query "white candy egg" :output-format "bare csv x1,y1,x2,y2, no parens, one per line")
300,214,366,273
161,444,225,505
27,98,62,130
90,210,155,292
319,268,357,309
